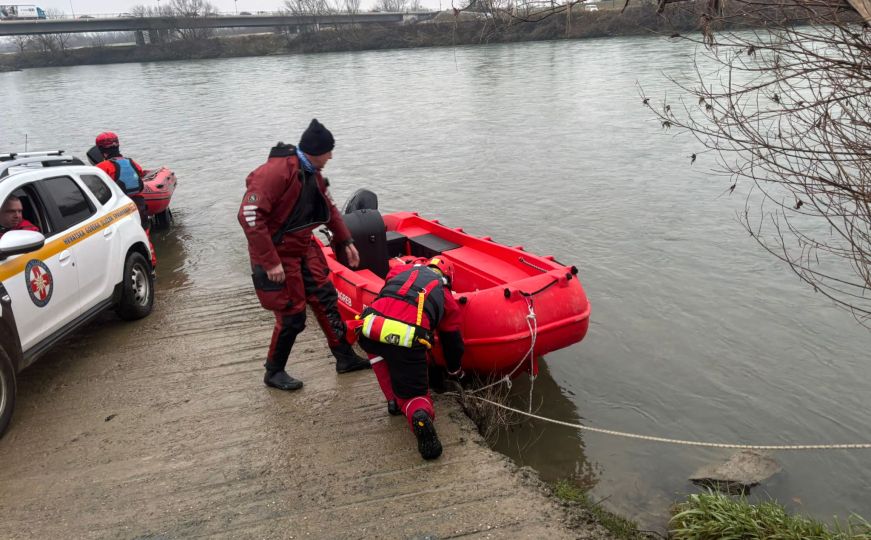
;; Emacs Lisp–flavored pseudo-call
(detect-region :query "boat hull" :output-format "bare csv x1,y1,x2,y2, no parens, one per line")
141,167,177,216
320,212,590,377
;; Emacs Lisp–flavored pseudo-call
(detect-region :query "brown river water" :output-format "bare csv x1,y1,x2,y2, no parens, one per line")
1,36,869,529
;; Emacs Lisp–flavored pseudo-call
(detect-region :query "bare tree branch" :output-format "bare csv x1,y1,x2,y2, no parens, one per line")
642,4,871,323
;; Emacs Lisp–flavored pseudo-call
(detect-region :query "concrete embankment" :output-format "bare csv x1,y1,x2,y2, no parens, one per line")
0,282,613,538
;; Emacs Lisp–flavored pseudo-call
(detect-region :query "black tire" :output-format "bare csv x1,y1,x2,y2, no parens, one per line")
152,208,173,231
116,252,154,321
0,348,16,439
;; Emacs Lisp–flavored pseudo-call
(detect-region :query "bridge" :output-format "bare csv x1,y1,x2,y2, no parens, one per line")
0,12,437,38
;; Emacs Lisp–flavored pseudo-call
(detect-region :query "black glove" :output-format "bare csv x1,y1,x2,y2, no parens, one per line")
446,367,471,390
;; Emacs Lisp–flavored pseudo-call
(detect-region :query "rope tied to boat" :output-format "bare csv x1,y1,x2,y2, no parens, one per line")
447,392,871,451
468,296,538,414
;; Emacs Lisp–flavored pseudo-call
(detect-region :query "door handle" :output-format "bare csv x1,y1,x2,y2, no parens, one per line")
103,227,114,239
59,250,72,265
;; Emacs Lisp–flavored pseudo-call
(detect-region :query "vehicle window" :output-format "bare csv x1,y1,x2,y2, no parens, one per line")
81,174,112,205
7,185,49,236
38,176,96,231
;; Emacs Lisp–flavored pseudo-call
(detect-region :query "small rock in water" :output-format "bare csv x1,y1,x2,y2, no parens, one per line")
690,450,782,494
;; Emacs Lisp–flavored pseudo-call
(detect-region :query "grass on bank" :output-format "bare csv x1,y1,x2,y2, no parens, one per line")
553,482,871,540
553,480,649,539
670,492,871,540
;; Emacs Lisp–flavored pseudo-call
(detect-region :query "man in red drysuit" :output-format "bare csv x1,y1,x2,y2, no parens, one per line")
350,256,465,459
239,118,370,392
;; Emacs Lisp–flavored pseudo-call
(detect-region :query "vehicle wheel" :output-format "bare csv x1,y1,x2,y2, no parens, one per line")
0,349,16,439
116,252,154,321
152,208,173,231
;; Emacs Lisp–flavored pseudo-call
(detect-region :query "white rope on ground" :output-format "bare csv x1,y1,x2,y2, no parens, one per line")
449,392,871,451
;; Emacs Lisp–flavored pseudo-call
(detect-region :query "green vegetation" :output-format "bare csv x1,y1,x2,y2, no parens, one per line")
552,483,871,540
670,492,871,540
553,479,648,539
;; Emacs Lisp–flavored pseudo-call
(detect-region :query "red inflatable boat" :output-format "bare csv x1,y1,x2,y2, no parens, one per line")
319,207,590,376
141,167,177,228
86,146,177,229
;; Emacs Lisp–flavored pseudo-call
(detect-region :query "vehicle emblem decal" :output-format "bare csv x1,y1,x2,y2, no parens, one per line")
25,259,53,308
248,194,258,203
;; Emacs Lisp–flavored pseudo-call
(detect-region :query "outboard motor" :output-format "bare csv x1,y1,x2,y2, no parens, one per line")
335,208,389,278
343,188,378,214
86,146,105,166
336,187,386,277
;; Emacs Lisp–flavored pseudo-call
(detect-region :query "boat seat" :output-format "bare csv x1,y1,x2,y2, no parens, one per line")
386,231,407,258
408,233,461,259
336,209,389,278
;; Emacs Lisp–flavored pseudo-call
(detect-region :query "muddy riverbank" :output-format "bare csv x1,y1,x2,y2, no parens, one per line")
0,280,615,538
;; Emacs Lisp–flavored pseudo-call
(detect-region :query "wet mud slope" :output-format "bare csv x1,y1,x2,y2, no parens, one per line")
0,284,611,539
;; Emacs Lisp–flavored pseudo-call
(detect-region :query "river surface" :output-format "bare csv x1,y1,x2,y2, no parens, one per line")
2,36,869,529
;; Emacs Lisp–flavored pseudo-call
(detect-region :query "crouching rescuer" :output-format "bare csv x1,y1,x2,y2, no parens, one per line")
350,257,465,460
238,118,370,391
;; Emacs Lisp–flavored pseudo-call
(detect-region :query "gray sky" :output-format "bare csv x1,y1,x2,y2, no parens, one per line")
37,0,444,15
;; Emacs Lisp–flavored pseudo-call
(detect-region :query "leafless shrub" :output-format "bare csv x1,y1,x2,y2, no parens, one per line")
454,378,520,444
340,0,363,13
375,0,413,11
32,33,71,53
85,32,106,47
129,4,174,17
11,35,31,54
283,0,336,15
642,1,871,324
168,0,219,40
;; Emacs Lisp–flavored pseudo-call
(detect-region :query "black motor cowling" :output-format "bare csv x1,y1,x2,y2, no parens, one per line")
85,146,105,165
335,207,389,278
343,188,378,214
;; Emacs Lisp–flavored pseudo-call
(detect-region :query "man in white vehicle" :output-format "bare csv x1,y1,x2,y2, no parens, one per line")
0,195,39,238
0,151,155,437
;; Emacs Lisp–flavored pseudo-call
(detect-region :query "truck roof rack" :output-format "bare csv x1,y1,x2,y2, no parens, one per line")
0,150,66,162
0,154,87,179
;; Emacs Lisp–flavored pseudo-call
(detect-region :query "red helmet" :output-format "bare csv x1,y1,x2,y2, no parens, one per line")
427,257,455,286
95,131,120,148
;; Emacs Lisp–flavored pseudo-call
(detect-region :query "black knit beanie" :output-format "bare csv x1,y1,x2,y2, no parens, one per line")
299,118,335,156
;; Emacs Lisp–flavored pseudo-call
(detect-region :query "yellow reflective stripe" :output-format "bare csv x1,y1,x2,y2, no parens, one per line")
403,324,414,347
0,203,137,283
416,291,425,326
362,313,375,336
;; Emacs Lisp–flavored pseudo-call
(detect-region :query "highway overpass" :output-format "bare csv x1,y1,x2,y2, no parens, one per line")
0,12,437,37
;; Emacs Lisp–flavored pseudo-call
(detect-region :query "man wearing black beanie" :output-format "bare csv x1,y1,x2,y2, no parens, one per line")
299,118,335,158
238,119,370,392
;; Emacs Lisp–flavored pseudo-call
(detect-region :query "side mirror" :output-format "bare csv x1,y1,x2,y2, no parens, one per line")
0,230,45,260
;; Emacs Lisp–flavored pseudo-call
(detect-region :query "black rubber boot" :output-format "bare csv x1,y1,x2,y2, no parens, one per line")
331,343,371,374
264,370,303,391
387,400,401,416
411,409,442,460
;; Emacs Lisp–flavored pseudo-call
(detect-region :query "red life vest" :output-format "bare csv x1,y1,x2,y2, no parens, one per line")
360,265,447,348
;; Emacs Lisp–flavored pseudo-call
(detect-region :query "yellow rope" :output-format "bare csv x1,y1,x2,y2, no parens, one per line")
449,393,871,451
